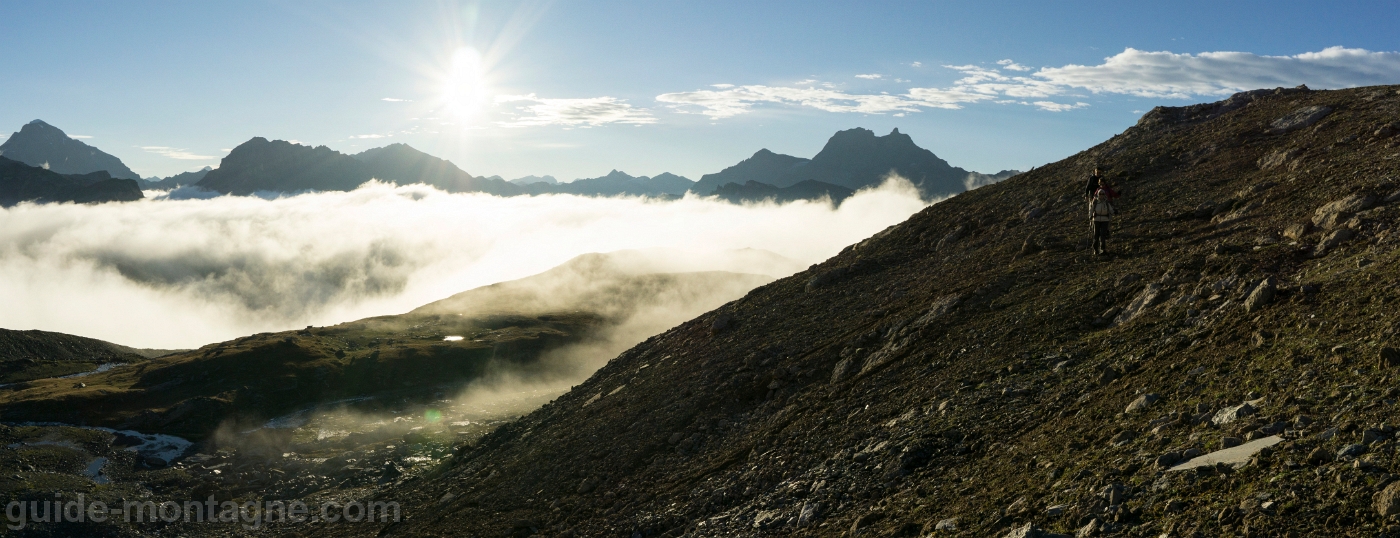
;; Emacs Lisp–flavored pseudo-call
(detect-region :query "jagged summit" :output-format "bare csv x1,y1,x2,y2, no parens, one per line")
692,127,1006,200
0,120,138,179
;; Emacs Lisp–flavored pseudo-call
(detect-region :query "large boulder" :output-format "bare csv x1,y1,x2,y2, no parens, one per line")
1244,277,1277,313
1313,193,1377,230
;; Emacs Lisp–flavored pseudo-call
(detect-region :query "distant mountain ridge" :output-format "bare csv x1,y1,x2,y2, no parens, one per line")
693,127,1019,200
525,170,694,197
194,139,521,196
0,120,138,179
0,119,1016,205
711,179,855,205
0,156,144,206
507,175,558,186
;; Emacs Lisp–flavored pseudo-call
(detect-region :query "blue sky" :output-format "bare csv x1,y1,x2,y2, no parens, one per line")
2,1,1397,180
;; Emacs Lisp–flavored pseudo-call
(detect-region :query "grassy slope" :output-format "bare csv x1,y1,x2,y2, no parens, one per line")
325,86,1400,537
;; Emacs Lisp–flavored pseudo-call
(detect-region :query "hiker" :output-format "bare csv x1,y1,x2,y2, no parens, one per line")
1090,178,1119,255
1083,167,1103,201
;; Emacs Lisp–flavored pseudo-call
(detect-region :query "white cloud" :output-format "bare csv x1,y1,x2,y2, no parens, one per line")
70,135,94,139
710,84,734,89
350,134,386,139
657,46,1400,120
910,61,923,68
381,97,412,102
855,74,882,79
657,85,935,118
495,94,657,127
997,59,1032,72
1035,46,1400,98
141,146,217,160
1032,101,1089,112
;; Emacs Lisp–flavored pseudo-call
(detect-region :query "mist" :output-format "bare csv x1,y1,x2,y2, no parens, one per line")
0,178,927,349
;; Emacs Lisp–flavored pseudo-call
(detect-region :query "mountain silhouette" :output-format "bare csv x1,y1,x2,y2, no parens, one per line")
353,143,521,196
195,138,522,196
507,174,559,185
693,127,1018,200
149,166,212,188
537,170,694,197
691,148,811,196
0,120,139,179
711,179,855,205
0,156,144,206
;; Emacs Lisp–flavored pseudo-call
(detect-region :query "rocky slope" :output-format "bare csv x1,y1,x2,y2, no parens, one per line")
0,120,139,179
0,251,778,537
293,85,1400,538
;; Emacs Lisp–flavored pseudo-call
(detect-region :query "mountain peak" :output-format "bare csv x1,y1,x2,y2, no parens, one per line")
0,120,138,179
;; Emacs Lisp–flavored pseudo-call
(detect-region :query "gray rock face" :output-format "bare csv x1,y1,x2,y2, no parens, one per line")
1212,402,1257,426
1376,481,1400,516
1124,393,1159,414
934,517,958,531
1313,193,1377,230
1283,222,1312,240
1004,523,1069,538
1257,148,1302,170
796,501,819,527
1112,283,1162,327
1169,435,1282,471
1267,105,1333,134
1315,228,1355,257
1244,277,1277,313
1337,443,1367,459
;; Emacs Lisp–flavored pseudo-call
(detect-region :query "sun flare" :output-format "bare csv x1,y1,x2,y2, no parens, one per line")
441,47,491,123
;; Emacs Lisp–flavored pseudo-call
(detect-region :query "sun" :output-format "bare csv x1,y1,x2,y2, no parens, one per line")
441,47,491,123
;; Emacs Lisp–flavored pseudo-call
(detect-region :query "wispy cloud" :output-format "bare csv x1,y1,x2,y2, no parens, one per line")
495,94,657,127
657,85,944,119
69,134,94,139
350,134,387,139
910,61,923,68
1032,101,1089,112
659,47,1400,119
141,146,217,160
1035,46,1400,98
997,59,1032,71
855,74,882,79
381,97,412,102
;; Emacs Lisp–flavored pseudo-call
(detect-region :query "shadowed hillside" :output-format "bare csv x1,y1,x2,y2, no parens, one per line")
304,85,1400,537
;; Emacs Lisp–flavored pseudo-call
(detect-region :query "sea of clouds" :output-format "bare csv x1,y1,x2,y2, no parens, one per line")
0,178,929,349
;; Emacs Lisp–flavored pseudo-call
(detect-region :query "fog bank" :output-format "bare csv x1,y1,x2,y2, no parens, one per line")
0,179,928,348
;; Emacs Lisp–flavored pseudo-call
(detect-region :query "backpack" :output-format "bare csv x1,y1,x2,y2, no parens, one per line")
1090,192,1114,218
